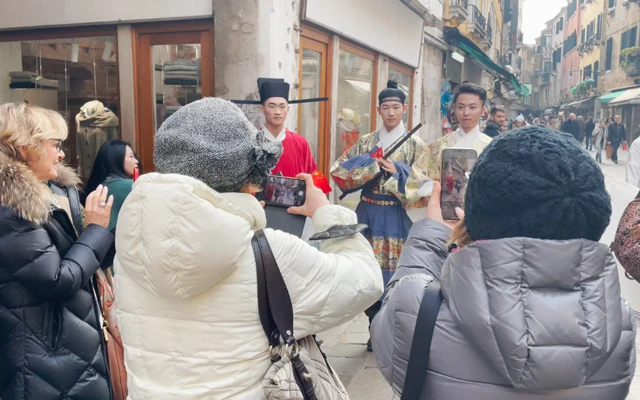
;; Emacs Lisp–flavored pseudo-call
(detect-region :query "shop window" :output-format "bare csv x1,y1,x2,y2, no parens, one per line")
336,42,376,159
151,44,202,131
298,25,332,176
132,21,214,171
335,41,376,206
0,32,120,181
388,61,414,127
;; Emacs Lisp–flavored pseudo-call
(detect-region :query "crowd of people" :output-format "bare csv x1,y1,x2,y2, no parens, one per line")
0,78,638,400
481,108,640,188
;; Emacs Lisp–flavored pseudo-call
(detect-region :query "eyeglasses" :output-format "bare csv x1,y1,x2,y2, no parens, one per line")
50,139,64,152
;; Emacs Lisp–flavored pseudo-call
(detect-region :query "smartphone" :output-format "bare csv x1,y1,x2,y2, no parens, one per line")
263,175,306,207
440,148,478,220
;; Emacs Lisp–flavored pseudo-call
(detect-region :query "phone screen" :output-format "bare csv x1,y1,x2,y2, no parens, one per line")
264,175,306,207
440,148,478,220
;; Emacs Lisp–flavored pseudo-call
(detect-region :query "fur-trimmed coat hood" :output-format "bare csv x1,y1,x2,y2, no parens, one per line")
0,151,81,225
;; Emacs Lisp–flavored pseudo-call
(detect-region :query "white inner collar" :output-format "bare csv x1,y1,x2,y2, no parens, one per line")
262,125,287,142
378,121,406,151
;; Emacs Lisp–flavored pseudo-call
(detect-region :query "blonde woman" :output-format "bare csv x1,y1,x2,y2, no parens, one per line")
0,103,115,400
372,127,635,400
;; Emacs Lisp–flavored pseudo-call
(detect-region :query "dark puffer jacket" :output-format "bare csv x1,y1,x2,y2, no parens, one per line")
483,119,502,138
0,153,114,400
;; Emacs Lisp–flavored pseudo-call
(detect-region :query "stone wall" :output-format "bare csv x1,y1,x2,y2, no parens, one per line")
213,0,300,129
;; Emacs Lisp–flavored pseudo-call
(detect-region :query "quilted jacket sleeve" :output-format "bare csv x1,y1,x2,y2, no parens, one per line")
264,204,384,337
370,218,451,394
0,217,114,300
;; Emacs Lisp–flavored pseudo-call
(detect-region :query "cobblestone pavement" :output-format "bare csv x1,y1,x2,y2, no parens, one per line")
317,147,640,399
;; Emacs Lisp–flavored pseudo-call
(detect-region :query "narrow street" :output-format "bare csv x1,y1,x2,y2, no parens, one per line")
318,147,640,400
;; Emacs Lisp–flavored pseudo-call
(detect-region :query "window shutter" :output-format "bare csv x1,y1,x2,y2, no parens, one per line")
606,38,613,70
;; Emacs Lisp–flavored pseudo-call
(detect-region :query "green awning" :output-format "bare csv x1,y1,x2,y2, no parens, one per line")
599,91,625,104
444,27,530,97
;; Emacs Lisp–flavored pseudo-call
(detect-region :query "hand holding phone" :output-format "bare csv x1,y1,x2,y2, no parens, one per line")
440,148,477,220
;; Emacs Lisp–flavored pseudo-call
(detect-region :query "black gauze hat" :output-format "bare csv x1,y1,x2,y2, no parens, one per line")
258,78,290,104
378,80,406,105
464,126,611,242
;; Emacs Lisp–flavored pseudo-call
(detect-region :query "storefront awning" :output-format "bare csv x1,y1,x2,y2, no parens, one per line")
565,97,596,108
608,87,640,106
599,90,626,104
443,27,530,97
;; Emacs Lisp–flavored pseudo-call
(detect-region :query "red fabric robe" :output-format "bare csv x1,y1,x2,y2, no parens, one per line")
270,129,318,177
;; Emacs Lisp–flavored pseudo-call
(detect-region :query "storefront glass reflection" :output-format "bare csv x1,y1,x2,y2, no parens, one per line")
0,37,120,180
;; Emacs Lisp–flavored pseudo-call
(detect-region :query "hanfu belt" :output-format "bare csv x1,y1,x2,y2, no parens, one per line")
361,196,400,206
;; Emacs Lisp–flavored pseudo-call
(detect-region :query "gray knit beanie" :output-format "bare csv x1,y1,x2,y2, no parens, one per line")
154,98,282,193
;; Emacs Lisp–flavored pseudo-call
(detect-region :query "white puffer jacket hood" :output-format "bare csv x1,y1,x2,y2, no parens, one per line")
114,173,383,399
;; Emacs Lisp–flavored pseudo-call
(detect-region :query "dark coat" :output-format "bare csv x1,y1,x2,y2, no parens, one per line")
0,153,114,400
586,121,596,137
562,119,581,141
483,120,502,138
608,122,627,144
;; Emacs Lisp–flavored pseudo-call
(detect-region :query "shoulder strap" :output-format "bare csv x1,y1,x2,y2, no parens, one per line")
252,230,297,346
400,282,443,400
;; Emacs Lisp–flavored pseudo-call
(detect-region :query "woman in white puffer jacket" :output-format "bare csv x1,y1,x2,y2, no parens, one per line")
113,98,383,399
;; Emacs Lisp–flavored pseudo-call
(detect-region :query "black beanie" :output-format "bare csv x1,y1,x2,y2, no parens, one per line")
378,80,406,105
464,126,611,242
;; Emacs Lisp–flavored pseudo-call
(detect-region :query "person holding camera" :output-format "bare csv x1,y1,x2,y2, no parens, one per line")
0,103,116,400
371,126,635,400
113,98,383,399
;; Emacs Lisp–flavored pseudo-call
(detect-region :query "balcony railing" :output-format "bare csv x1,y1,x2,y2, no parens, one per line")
467,5,487,35
449,0,469,21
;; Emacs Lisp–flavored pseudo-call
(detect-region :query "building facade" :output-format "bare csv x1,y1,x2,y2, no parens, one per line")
563,0,582,102
550,7,566,109
599,0,640,140
443,0,528,119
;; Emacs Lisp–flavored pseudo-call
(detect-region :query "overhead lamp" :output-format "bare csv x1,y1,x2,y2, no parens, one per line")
452,51,465,64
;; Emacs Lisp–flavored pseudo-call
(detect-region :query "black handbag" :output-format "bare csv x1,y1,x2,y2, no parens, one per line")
252,230,350,400
400,282,443,400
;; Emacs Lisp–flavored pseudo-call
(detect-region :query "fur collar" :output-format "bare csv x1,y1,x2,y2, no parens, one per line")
0,152,81,225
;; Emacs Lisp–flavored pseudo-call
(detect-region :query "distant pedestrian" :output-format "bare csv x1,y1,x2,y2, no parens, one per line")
549,116,560,130
577,115,586,142
562,113,580,141
593,119,607,163
608,115,626,164
585,117,595,150
483,106,506,138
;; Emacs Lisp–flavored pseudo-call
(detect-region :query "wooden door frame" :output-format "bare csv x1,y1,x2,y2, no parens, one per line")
132,20,214,171
299,24,332,176
339,40,378,133
388,59,415,128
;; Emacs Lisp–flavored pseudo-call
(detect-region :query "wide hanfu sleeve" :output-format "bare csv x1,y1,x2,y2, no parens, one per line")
330,135,382,195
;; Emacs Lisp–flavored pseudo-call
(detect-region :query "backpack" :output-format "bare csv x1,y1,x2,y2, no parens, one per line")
612,191,640,282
